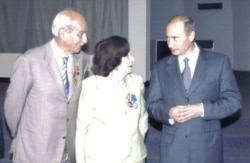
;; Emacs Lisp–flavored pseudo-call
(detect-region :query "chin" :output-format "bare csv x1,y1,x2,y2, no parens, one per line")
171,51,179,55
73,49,81,54
127,69,133,74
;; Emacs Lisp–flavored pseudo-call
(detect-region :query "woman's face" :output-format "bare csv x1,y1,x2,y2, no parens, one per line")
115,52,135,75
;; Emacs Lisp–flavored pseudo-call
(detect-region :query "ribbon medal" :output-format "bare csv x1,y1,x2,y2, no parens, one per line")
73,66,80,85
127,93,138,109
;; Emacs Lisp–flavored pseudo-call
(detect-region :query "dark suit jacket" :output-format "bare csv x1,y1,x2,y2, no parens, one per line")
147,49,242,163
4,41,90,163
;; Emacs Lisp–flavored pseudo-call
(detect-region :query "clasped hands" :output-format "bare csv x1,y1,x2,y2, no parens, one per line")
169,103,203,123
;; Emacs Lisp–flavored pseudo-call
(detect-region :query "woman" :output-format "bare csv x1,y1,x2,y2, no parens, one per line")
75,36,148,163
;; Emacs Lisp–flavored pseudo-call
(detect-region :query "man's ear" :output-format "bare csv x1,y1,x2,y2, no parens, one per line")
189,31,195,42
58,28,67,40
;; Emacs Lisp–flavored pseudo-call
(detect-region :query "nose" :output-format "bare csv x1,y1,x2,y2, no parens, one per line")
167,38,174,48
129,53,135,62
81,33,87,45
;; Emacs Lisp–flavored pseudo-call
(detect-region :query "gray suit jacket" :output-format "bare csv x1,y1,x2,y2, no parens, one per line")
147,49,242,163
4,41,90,163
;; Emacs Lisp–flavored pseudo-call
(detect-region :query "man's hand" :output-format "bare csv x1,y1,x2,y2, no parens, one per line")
169,103,204,123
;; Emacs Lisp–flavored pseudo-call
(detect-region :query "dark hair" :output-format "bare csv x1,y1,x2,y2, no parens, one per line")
167,15,195,35
92,36,130,76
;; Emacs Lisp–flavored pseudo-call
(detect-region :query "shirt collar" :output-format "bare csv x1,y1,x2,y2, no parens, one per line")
178,42,200,62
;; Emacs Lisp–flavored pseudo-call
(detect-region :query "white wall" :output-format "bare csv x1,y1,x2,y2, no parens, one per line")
0,53,20,77
184,0,234,65
128,0,150,81
151,0,184,40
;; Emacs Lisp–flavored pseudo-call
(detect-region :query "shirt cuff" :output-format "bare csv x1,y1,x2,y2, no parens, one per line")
168,119,174,125
200,103,205,117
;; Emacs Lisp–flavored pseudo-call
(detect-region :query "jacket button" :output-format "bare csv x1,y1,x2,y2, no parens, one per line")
63,136,66,139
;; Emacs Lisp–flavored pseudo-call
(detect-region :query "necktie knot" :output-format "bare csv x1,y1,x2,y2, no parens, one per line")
184,57,189,63
62,57,69,65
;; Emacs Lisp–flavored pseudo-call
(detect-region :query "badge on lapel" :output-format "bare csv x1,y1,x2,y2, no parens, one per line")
73,66,80,85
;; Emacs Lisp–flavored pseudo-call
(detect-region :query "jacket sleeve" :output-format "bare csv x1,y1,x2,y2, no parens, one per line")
4,56,32,137
138,77,148,138
146,65,172,125
75,78,95,163
202,55,242,119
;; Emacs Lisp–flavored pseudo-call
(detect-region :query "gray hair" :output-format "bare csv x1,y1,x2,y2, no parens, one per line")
51,9,80,37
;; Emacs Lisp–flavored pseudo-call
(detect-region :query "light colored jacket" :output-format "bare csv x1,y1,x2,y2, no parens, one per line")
76,74,148,163
4,41,90,163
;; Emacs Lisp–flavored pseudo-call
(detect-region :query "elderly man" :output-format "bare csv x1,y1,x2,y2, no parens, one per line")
4,8,90,163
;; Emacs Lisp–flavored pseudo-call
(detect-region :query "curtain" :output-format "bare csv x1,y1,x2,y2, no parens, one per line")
0,0,128,54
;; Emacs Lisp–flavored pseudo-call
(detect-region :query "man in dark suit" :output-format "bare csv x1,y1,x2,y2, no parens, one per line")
4,9,90,163
147,15,242,163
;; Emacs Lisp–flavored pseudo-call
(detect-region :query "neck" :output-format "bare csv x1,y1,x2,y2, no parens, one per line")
185,43,195,56
54,37,69,54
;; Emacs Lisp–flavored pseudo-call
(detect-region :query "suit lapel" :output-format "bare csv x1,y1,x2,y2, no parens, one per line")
188,51,210,95
69,54,80,99
165,57,186,94
44,43,66,95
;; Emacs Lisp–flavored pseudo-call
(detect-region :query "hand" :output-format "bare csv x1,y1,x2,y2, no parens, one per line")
169,103,204,123
169,105,185,123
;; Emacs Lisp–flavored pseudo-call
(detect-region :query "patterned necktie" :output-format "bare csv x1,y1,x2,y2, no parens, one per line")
182,58,191,91
62,57,69,95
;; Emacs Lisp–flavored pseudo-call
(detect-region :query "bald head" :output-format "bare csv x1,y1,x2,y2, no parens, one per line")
52,9,88,54
52,9,87,37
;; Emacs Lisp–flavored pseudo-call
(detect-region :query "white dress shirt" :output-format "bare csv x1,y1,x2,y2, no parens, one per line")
51,39,73,96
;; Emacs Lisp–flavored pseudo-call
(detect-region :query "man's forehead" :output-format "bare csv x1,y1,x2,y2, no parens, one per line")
167,20,184,29
166,22,185,34
72,20,87,31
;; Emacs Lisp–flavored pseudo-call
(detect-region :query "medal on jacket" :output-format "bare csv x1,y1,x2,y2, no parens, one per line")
73,66,79,85
127,93,138,109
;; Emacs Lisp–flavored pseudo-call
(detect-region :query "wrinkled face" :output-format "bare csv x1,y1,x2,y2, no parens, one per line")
59,18,88,54
115,52,135,75
165,21,195,56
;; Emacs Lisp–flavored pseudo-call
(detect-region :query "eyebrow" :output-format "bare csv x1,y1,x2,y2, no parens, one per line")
165,36,180,39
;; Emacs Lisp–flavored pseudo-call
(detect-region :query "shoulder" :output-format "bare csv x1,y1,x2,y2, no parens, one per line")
74,51,90,61
12,43,49,66
201,49,227,58
81,75,106,87
20,42,50,62
200,49,230,63
156,55,175,66
127,73,144,90
127,73,143,83
25,42,49,56
82,75,97,85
